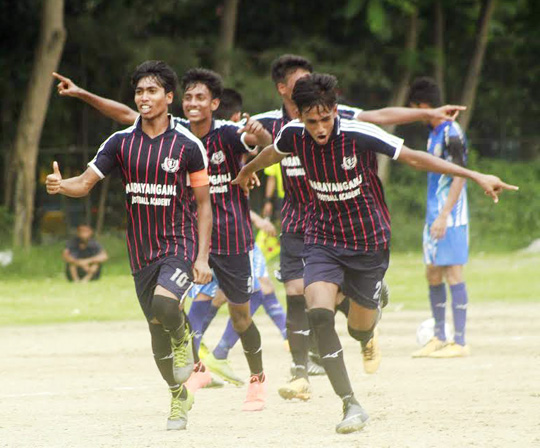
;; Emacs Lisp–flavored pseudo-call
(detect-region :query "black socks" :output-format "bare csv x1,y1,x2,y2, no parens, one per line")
308,308,353,398
286,294,310,378
239,321,263,375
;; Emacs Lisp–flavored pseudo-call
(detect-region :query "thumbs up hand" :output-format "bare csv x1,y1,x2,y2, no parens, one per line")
46,161,63,194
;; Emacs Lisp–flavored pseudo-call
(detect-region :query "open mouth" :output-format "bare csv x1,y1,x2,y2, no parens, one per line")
316,135,328,143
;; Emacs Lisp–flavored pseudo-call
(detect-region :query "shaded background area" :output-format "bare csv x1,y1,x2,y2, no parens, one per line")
0,0,538,251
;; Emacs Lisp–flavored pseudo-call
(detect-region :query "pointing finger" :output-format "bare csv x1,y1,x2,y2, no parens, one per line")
52,72,67,82
502,182,519,191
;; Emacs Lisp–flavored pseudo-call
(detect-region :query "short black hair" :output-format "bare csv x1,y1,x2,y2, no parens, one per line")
271,54,313,85
407,77,442,107
181,68,223,99
130,60,178,94
292,73,338,114
214,88,243,120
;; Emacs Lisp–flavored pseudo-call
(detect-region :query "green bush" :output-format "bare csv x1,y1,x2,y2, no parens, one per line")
386,155,540,252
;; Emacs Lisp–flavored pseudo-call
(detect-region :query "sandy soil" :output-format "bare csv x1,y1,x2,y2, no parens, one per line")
1,303,539,448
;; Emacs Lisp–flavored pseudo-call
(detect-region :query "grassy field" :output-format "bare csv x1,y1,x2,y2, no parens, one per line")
1,235,539,326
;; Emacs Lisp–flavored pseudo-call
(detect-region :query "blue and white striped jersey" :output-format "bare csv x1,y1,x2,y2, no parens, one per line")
426,121,469,227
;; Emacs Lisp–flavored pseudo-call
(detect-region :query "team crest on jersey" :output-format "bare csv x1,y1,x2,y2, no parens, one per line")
211,150,225,165
161,157,180,173
341,155,357,171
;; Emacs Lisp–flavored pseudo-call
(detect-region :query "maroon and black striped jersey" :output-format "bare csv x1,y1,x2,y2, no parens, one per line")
252,105,362,234
89,116,208,273
173,118,254,255
274,116,403,251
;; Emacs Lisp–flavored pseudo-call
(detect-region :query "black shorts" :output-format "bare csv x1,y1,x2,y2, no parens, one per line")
303,244,389,310
133,256,194,321
210,252,253,304
279,232,306,283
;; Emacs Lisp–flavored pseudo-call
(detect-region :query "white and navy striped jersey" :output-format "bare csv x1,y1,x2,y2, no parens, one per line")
274,116,403,251
89,116,207,273
252,104,363,234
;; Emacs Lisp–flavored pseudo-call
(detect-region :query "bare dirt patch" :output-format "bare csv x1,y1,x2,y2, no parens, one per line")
1,303,539,448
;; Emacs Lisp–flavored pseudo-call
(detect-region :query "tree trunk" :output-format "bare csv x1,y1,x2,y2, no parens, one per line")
215,0,240,79
95,176,110,237
433,0,446,103
458,0,497,132
12,0,66,248
378,9,419,184
3,147,14,209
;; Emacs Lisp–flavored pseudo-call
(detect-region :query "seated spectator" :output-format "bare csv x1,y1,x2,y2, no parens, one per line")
63,224,108,282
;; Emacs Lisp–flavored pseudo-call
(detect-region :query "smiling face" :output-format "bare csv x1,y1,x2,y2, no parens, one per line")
134,76,173,121
182,82,220,124
300,104,338,146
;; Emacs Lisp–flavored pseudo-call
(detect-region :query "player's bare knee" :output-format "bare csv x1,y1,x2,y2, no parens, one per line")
444,265,464,285
285,278,304,296
260,277,274,295
229,306,251,333
213,290,227,307
426,265,444,285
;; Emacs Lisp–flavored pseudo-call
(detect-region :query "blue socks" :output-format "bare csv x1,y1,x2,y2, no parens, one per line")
429,284,447,341
200,304,219,338
187,300,212,353
450,283,468,346
262,292,287,340
430,282,468,345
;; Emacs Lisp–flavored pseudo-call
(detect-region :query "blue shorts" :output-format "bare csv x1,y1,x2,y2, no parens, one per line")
133,256,194,321
188,252,258,303
423,224,469,266
303,244,389,310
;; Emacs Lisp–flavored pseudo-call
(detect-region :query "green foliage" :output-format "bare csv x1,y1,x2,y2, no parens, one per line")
386,155,540,252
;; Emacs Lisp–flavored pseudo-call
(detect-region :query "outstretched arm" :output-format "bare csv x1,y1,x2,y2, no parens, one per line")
232,145,285,194
53,72,138,125
357,105,465,126
46,162,101,198
397,146,518,203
